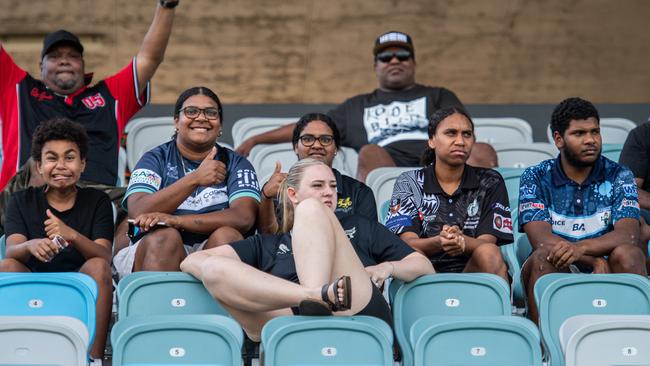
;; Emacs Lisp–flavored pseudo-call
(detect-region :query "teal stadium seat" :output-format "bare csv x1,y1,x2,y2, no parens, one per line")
261,315,393,366
0,316,89,366
601,143,624,162
0,235,5,260
560,315,650,366
391,273,511,366
0,272,97,347
410,315,542,366
495,167,525,211
111,314,243,366
534,273,650,366
117,271,230,319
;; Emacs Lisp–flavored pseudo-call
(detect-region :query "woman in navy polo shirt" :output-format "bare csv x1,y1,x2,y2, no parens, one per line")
181,158,433,341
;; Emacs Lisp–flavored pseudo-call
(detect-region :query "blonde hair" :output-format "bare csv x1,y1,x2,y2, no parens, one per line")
278,158,329,233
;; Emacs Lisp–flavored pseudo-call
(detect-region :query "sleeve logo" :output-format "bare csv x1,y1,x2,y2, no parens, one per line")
493,213,513,234
130,169,162,189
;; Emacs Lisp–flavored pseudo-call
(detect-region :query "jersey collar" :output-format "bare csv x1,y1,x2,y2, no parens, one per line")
551,154,606,187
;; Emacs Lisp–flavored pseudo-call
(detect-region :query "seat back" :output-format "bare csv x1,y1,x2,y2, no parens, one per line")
601,143,624,162
231,117,296,148
365,167,415,222
546,118,637,145
410,316,542,366
261,315,393,366
391,274,511,366
0,235,5,260
117,271,229,319
249,143,356,182
495,167,525,209
494,143,557,168
0,316,89,366
125,117,175,170
560,315,650,366
534,273,650,366
473,118,533,144
111,314,243,366
0,273,97,346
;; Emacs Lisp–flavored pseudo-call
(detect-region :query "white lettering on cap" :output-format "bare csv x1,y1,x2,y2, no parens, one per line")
379,32,408,44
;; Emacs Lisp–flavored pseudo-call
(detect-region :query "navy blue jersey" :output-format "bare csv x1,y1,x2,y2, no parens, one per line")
124,140,260,244
518,156,639,241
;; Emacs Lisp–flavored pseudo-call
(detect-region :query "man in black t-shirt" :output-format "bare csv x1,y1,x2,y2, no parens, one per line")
619,118,650,251
235,31,465,182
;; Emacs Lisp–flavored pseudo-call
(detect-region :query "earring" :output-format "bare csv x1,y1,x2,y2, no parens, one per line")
218,130,223,137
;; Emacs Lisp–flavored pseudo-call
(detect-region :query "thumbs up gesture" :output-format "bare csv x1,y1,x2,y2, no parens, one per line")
193,147,227,186
261,161,287,200
44,209,78,244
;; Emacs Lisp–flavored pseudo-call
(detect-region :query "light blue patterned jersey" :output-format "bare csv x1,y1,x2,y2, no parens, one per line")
518,156,639,241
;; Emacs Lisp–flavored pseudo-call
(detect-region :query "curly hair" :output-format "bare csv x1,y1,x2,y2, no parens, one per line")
550,97,600,137
31,117,89,161
291,113,341,149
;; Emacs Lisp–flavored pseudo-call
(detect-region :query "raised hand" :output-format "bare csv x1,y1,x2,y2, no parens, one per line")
192,147,227,186
44,209,78,243
261,161,287,199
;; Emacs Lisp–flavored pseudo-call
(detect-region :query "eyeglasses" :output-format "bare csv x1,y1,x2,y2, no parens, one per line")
299,134,335,147
376,50,412,63
179,106,220,120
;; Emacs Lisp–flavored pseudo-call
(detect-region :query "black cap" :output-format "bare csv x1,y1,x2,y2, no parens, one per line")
373,31,414,56
41,30,84,59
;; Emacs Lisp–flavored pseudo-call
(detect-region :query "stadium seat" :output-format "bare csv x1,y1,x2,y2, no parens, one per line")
125,117,234,171
249,143,357,182
117,271,229,319
560,314,650,366
534,273,650,366
0,272,98,347
494,143,557,168
601,143,624,162
365,167,415,222
0,234,5,260
391,273,511,366
501,232,531,310
473,117,533,144
410,315,542,366
111,314,243,366
0,316,89,366
546,118,637,145
495,167,525,210
117,146,127,186
261,315,393,366
231,117,296,148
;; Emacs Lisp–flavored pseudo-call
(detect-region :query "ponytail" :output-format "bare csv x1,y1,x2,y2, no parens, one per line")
277,158,328,233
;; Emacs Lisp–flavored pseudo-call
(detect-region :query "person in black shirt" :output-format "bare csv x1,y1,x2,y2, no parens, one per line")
258,113,377,234
0,118,113,360
386,107,511,282
181,158,433,341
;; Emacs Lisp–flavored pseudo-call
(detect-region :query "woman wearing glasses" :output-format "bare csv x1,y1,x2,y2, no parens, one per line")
257,113,377,234
113,86,260,279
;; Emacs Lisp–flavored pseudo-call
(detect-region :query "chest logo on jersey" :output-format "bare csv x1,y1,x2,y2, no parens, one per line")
178,186,228,211
81,93,106,110
338,197,352,209
344,226,357,239
467,198,479,217
30,88,53,101
276,243,291,255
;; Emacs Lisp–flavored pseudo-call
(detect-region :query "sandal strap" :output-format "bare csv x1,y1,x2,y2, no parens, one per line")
321,279,341,311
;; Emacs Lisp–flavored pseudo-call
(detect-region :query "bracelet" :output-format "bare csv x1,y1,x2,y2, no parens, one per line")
159,0,179,9
388,262,395,277
261,183,274,200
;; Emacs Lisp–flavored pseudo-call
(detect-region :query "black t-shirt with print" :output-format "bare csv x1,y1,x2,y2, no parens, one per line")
333,169,377,221
386,163,513,272
4,186,114,272
327,84,464,166
230,214,414,283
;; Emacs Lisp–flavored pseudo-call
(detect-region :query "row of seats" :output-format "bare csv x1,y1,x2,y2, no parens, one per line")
120,116,635,187
2,272,650,365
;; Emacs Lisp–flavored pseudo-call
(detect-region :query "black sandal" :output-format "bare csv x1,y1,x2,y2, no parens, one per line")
297,299,332,316
321,275,352,311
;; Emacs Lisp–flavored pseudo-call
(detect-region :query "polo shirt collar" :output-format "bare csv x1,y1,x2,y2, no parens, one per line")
423,162,480,196
333,168,343,194
551,154,606,187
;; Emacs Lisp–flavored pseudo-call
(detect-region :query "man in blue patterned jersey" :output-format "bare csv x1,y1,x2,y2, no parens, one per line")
519,97,647,322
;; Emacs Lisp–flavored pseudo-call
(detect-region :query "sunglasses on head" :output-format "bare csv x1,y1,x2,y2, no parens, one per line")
376,50,412,63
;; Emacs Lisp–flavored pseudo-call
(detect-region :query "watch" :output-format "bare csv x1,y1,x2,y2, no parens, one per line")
159,0,179,9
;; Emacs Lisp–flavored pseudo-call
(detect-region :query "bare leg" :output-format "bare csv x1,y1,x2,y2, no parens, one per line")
521,247,565,323
608,244,647,275
133,227,186,271
204,226,243,250
357,144,396,183
113,218,130,254
0,258,31,272
463,243,509,283
79,258,112,359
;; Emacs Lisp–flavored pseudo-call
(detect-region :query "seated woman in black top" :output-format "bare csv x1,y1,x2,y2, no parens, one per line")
181,158,433,341
0,118,114,360
258,113,377,234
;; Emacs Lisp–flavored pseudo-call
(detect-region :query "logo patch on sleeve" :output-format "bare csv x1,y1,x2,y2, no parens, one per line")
493,213,513,234
130,169,162,189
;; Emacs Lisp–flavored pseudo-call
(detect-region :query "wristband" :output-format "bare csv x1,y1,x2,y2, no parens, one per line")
159,0,179,9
